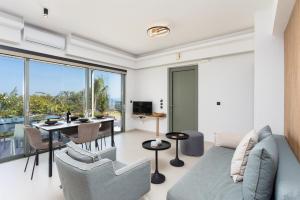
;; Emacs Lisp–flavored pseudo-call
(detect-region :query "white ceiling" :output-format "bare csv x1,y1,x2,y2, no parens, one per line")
0,0,269,56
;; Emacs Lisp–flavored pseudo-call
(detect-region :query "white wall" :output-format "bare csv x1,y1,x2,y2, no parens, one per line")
254,8,284,135
130,67,169,133
198,53,254,141
124,69,137,131
130,52,255,141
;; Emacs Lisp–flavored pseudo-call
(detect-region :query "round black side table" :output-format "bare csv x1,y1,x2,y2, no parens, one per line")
142,140,171,184
166,132,189,167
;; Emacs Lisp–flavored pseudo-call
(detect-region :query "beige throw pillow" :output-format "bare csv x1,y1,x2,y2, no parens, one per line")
215,132,245,149
230,129,258,182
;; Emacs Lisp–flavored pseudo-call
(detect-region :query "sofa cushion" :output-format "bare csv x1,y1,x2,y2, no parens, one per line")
66,141,99,163
231,130,258,182
243,135,278,200
274,135,300,200
167,146,243,200
257,125,272,142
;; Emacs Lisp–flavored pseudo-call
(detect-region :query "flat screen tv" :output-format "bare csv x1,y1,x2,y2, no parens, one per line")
133,101,152,115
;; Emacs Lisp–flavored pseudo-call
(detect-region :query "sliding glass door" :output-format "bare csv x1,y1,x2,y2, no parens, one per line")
0,55,25,160
29,60,86,122
92,70,124,132
0,53,126,162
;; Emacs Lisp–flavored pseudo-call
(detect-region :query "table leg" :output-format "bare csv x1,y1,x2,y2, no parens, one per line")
110,120,115,147
170,139,184,167
36,153,39,166
151,150,165,184
156,117,159,138
48,130,53,177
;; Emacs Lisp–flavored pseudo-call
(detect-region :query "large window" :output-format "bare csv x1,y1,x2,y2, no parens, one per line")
93,70,123,132
29,60,86,122
0,55,24,160
0,53,125,162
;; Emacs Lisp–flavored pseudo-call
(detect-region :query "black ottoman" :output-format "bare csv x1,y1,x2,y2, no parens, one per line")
180,131,204,156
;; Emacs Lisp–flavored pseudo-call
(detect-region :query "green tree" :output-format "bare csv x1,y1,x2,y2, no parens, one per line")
0,87,23,117
0,78,109,120
94,77,109,113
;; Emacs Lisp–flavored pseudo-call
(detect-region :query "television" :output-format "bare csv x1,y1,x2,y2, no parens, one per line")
133,101,152,115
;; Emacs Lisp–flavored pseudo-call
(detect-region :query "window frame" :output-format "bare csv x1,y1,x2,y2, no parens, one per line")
0,46,126,163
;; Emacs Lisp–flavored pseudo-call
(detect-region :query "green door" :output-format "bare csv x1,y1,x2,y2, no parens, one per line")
169,66,198,132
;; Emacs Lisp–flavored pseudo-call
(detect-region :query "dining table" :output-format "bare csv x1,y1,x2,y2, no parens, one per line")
32,117,115,177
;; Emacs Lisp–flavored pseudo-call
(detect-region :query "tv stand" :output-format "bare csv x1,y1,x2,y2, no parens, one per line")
133,113,166,137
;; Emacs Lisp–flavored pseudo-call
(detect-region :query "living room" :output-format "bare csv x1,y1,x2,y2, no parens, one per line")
0,0,299,200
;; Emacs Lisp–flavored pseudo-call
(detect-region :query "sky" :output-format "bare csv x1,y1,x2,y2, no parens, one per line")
0,55,121,100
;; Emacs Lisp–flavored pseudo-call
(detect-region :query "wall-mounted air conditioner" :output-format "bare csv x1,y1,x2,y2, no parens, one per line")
0,11,24,44
23,25,66,49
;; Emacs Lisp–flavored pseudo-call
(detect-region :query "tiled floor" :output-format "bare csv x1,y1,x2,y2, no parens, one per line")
0,130,213,200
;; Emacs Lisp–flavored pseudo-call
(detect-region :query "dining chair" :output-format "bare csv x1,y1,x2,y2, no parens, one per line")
69,122,101,151
97,122,112,150
24,127,63,180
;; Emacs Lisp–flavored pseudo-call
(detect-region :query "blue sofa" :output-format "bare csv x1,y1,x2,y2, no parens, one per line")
167,135,300,200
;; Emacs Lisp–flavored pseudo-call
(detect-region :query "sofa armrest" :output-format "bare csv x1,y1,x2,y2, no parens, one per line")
96,147,116,161
115,158,151,176
214,132,245,149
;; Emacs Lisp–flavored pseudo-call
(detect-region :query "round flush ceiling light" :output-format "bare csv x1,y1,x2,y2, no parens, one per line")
147,26,170,38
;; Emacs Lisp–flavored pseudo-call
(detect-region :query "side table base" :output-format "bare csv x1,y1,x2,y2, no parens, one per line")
170,158,184,167
151,172,166,184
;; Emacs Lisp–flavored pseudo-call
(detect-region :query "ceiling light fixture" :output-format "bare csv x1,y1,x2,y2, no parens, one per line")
147,26,170,38
43,8,49,17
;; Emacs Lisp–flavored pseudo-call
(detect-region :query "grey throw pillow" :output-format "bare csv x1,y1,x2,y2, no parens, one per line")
257,125,272,141
243,136,278,200
66,141,99,163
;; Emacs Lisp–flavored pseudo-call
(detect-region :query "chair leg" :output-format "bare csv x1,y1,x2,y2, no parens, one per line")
11,139,16,155
58,132,62,141
100,137,103,150
53,150,55,162
31,152,37,180
104,136,106,147
96,139,100,151
81,144,83,149
24,149,32,172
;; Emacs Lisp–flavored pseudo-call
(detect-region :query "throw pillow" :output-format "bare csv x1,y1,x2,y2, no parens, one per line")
215,132,245,149
257,125,272,142
66,141,99,163
231,129,258,182
243,136,278,200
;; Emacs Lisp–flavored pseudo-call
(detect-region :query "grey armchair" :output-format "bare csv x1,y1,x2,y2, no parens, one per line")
55,147,151,200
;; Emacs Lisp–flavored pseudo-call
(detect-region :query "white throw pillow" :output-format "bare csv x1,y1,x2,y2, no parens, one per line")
230,129,258,182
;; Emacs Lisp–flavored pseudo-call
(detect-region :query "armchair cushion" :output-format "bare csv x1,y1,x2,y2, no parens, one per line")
66,141,99,163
